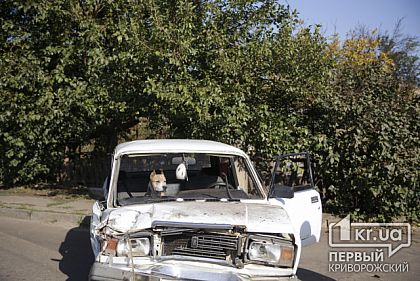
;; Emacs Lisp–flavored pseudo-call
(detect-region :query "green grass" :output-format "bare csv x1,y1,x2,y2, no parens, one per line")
46,200,68,207
0,202,35,210
0,186,90,200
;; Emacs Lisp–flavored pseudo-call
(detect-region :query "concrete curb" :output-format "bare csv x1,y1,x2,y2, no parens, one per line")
0,207,91,228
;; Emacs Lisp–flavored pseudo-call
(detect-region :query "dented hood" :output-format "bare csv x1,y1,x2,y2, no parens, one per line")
100,201,294,234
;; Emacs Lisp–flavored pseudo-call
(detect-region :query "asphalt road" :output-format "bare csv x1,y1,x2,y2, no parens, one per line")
0,216,418,281
0,216,94,281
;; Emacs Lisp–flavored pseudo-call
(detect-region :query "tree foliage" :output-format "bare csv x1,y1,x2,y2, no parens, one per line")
314,35,419,221
0,0,418,221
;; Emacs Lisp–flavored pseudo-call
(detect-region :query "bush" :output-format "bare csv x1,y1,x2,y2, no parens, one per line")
312,36,420,221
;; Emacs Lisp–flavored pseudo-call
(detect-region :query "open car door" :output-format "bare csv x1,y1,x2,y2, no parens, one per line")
268,152,322,246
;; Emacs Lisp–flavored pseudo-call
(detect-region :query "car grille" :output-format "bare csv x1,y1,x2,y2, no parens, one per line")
162,233,239,260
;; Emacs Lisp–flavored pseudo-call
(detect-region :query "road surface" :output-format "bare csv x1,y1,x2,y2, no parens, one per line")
0,216,93,281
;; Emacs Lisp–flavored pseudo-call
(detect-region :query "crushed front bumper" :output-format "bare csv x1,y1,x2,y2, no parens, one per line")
89,260,297,281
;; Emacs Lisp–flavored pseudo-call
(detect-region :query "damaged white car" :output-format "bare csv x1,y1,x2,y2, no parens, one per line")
89,139,322,281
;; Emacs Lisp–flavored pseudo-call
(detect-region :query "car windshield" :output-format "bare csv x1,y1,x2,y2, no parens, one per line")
115,153,263,205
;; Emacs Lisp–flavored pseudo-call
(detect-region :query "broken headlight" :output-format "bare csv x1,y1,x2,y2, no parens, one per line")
247,236,294,267
116,237,151,257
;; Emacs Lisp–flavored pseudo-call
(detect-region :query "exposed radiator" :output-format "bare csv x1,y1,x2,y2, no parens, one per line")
162,233,239,261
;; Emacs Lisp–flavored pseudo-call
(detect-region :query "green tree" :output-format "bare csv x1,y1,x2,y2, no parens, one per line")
143,1,332,173
313,35,420,221
0,0,152,185
378,20,420,86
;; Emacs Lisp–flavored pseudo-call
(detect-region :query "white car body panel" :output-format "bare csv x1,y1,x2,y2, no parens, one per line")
270,189,322,246
113,139,248,158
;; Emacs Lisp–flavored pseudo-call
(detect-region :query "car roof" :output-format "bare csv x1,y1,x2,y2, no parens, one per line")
114,139,247,157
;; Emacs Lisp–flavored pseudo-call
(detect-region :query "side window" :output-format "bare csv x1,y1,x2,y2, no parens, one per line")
273,154,313,191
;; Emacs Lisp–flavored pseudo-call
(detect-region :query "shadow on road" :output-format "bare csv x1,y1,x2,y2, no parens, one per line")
57,216,94,281
297,268,336,281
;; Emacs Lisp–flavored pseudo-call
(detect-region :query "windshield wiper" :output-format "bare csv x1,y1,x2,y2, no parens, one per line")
221,176,234,200
145,196,178,203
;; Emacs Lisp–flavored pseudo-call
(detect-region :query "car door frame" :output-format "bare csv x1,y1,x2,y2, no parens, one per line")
268,152,322,247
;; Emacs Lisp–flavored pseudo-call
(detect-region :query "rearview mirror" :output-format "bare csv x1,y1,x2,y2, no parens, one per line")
88,187,105,201
270,184,294,199
172,156,196,165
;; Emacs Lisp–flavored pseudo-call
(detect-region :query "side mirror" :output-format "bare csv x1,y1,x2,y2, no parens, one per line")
88,177,109,201
88,187,106,201
270,184,294,199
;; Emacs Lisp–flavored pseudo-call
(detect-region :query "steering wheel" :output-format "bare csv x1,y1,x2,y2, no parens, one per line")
208,181,235,189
